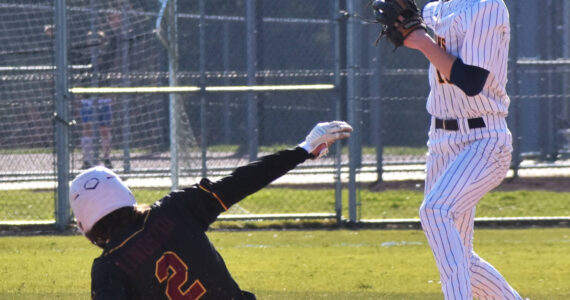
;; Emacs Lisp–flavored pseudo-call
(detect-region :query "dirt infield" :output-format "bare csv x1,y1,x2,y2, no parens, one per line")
367,176,570,193
496,177,570,192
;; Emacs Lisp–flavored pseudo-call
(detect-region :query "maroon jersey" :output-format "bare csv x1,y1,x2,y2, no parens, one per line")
90,147,310,299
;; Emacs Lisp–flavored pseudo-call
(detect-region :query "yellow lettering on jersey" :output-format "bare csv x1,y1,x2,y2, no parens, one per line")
156,251,207,300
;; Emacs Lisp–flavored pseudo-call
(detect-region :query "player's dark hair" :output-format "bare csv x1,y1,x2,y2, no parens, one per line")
86,205,150,249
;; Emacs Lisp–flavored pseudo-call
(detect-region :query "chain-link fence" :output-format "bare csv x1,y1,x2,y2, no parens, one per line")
0,1,56,223
0,0,568,226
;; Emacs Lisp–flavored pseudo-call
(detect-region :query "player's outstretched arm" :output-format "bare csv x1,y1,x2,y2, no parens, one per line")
200,121,352,209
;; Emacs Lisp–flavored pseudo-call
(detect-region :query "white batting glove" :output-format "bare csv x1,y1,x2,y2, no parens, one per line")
299,121,353,159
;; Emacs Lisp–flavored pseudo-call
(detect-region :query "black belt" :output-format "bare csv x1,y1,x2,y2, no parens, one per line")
435,117,486,131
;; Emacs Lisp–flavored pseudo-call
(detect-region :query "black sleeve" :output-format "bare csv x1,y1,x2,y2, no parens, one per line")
201,147,310,209
170,147,310,228
91,259,129,300
449,58,490,96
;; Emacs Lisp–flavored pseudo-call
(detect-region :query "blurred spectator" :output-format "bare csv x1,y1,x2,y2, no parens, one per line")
45,12,122,169
80,97,113,169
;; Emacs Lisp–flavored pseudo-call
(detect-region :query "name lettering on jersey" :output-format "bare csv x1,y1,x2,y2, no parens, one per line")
114,216,175,274
435,36,451,84
156,251,207,300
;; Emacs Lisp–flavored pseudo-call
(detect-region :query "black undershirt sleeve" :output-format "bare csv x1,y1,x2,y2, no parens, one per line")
449,58,490,97
207,147,310,208
169,147,310,228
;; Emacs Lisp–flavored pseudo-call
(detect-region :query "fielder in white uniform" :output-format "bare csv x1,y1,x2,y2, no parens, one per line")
402,0,522,299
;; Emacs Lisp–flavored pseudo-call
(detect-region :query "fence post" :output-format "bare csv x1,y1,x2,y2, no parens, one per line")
561,1,570,151
199,0,208,178
168,0,180,189
223,22,232,145
246,0,259,162
88,0,101,162
55,0,70,230
332,0,343,224
346,0,360,223
542,0,556,161
369,27,383,183
119,1,132,173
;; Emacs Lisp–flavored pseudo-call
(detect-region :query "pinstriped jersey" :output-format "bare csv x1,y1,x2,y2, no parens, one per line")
422,0,511,119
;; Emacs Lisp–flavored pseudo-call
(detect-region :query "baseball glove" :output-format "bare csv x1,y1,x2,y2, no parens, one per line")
371,0,426,48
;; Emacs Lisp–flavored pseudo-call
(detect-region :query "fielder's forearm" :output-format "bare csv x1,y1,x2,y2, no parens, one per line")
412,33,456,80
405,31,489,96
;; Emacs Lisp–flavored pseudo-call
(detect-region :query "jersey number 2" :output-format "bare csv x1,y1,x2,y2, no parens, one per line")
155,251,207,300
436,36,451,84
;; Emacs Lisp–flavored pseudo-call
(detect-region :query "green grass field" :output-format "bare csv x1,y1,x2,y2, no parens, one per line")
1,185,569,299
2,188,570,221
0,228,569,299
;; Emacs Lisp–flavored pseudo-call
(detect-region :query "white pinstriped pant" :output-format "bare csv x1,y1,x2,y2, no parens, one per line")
419,116,522,300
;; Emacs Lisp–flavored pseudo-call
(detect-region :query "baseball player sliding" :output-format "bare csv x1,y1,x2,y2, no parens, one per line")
373,0,521,299
69,121,352,300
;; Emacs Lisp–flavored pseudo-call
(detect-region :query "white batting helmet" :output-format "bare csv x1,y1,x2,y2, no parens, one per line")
69,166,136,234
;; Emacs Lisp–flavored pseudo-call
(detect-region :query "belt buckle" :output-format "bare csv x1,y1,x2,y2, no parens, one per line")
442,120,446,130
